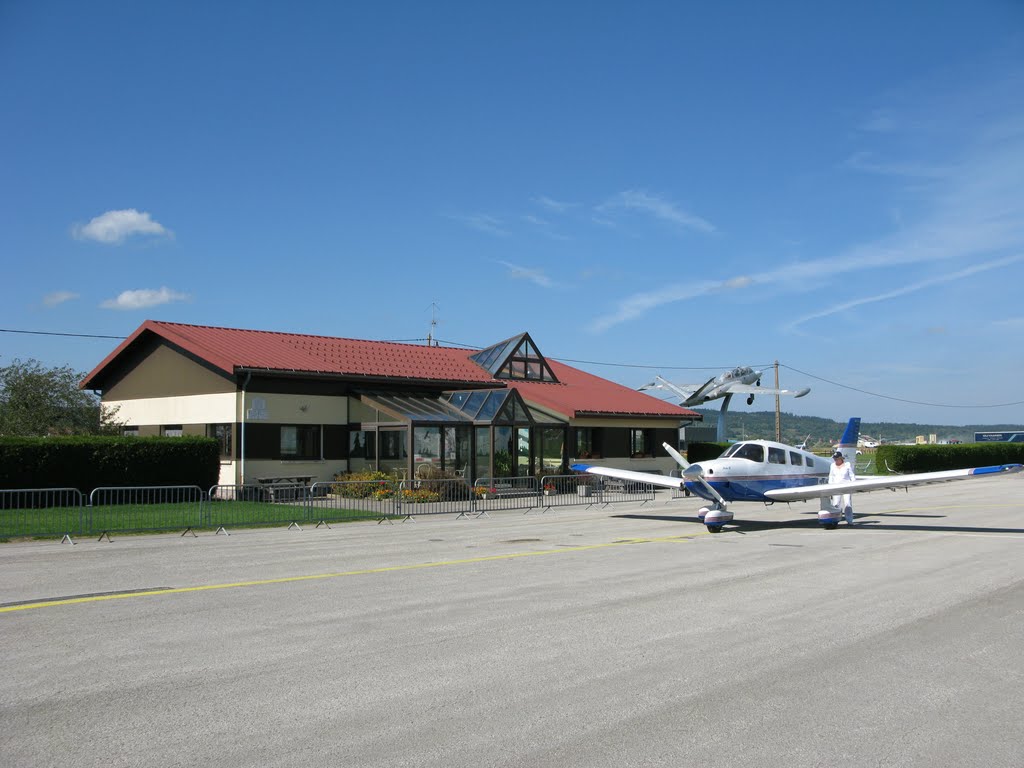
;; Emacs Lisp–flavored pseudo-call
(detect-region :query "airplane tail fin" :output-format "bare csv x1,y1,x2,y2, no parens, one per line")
836,418,861,465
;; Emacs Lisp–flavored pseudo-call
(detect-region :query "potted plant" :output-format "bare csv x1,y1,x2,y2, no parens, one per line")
542,483,556,496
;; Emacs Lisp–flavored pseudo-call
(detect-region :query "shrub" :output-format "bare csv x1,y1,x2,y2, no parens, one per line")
331,471,393,498
876,443,1024,473
0,436,219,493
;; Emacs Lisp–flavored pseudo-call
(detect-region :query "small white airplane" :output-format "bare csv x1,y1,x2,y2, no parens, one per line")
572,418,1023,533
640,366,810,407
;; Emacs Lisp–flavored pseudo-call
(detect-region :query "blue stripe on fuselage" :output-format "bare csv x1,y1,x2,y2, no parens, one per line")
685,475,827,503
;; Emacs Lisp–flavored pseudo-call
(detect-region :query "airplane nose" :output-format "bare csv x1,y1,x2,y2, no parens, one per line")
683,464,704,479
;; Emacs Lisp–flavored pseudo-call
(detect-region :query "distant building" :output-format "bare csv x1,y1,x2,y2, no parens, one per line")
82,321,699,486
974,431,1024,443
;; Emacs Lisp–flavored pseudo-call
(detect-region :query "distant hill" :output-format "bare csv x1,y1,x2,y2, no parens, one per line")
693,410,1024,447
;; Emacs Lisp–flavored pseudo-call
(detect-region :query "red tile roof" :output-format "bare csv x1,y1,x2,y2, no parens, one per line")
83,320,698,420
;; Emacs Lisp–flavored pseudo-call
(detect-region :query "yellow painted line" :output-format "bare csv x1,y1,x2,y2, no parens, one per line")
1,533,703,614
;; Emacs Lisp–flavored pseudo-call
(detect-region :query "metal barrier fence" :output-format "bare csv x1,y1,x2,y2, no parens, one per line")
0,488,85,540
88,485,205,538
538,474,657,509
0,473,665,540
208,484,311,532
473,476,540,514
310,478,483,522
310,480,404,524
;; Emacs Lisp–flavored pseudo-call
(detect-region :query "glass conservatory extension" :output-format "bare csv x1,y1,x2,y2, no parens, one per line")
351,389,566,482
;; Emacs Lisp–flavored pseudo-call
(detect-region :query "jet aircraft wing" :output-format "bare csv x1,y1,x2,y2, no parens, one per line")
763,464,1023,502
713,384,811,398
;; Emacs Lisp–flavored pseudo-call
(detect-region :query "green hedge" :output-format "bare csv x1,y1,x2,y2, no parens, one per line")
0,436,221,493
875,443,1024,473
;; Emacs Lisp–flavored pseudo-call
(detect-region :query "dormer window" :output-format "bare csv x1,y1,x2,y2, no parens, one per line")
469,332,558,382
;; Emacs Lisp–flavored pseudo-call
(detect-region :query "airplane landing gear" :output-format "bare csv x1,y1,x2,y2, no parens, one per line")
702,504,733,533
818,501,841,530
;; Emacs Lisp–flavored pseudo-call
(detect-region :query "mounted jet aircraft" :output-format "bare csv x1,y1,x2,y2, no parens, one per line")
640,366,810,407
572,418,1023,533
640,366,811,441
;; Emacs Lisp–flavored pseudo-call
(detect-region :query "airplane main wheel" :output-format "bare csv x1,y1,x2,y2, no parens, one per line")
707,525,723,533
824,523,838,530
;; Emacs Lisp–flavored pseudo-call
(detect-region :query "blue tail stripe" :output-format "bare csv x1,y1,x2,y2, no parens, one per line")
838,417,861,446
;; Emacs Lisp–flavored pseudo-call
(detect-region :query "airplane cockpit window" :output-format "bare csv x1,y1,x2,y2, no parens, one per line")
721,444,741,458
733,443,765,462
767,447,786,464
789,451,803,466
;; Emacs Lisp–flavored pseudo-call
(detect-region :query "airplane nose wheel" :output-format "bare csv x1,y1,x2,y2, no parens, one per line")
701,506,732,534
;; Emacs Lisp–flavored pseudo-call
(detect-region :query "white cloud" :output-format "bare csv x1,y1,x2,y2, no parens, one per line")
42,290,79,307
101,287,190,310
73,209,171,244
591,99,1024,332
843,151,951,179
785,255,1024,331
991,316,1024,330
532,195,576,213
589,275,751,332
446,213,509,237
858,110,899,133
521,214,570,241
497,260,552,288
597,190,716,234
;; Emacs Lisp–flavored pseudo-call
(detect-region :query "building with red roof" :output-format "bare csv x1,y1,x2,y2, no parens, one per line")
82,320,699,485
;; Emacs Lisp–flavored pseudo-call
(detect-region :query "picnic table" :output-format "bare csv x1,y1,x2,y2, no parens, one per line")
255,475,313,501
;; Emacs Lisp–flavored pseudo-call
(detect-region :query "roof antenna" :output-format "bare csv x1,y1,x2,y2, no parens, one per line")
427,301,440,346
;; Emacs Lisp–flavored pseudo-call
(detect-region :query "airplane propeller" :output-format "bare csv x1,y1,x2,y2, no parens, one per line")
662,442,729,512
661,442,691,470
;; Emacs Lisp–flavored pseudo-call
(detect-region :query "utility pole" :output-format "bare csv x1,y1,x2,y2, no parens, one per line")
774,360,781,442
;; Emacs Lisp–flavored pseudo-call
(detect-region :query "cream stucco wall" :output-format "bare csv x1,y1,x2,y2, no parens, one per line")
241,393,348,425
106,393,238,426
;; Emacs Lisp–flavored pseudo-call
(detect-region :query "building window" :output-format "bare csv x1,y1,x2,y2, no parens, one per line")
379,429,407,461
280,425,321,460
207,424,233,458
349,430,375,459
630,429,652,457
123,426,139,437
161,425,183,437
413,426,441,464
575,428,601,459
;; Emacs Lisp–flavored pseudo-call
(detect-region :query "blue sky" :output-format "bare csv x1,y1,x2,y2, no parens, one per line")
3,1,1023,426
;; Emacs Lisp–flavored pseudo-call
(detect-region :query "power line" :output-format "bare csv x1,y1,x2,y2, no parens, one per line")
434,338,767,370
1,328,127,340
6,327,1022,409
779,363,1024,409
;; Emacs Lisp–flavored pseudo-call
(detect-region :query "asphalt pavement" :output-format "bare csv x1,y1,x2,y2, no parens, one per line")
2,477,1023,767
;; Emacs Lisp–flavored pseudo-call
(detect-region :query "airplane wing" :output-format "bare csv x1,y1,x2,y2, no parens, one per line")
569,464,685,492
717,384,811,398
763,464,1023,502
639,377,705,400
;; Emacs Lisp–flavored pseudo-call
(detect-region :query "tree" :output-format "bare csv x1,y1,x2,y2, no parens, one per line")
0,358,121,436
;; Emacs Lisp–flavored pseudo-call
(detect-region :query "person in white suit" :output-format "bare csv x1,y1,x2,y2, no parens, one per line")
829,450,856,526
